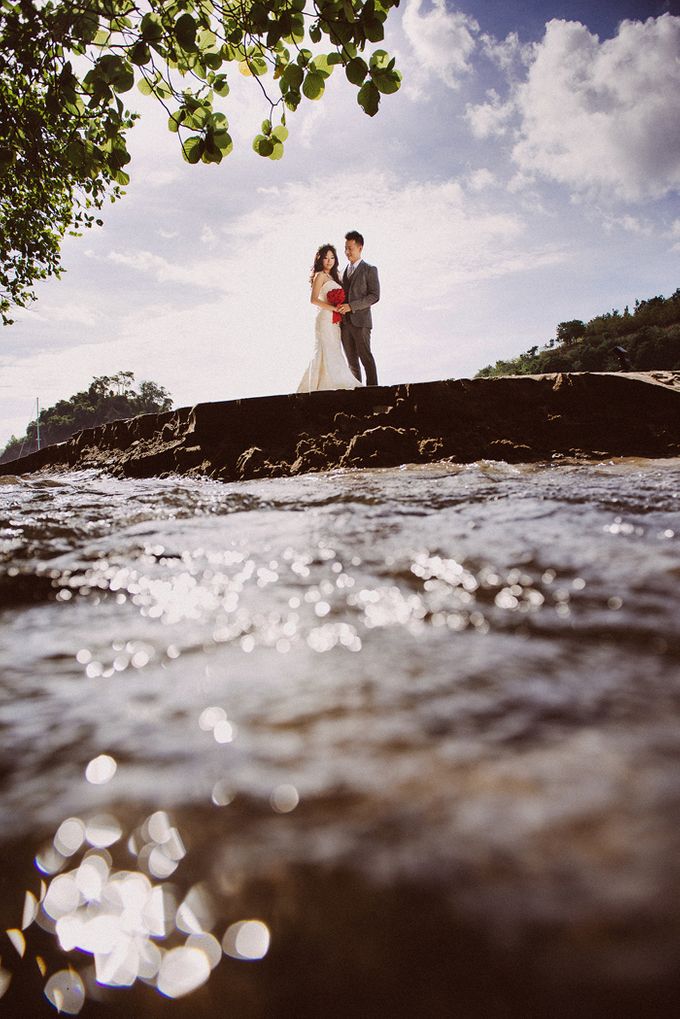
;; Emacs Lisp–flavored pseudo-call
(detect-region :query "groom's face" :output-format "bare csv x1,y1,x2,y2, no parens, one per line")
345,239,362,264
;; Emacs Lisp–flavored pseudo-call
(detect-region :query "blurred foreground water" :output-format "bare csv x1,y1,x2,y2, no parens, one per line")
0,459,679,1017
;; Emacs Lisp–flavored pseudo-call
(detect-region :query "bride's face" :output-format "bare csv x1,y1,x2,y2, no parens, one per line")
322,250,336,272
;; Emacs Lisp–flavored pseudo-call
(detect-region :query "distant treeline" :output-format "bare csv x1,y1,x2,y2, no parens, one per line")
476,289,680,378
1,371,173,465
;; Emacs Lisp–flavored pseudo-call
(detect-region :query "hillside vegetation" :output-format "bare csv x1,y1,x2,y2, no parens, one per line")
1,372,172,464
476,289,680,378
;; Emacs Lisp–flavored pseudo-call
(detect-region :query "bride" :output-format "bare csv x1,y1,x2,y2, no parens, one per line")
297,244,363,393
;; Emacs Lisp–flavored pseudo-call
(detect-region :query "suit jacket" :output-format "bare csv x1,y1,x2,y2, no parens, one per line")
342,260,380,329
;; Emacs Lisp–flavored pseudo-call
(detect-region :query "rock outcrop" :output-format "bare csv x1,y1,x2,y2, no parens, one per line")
2,372,679,480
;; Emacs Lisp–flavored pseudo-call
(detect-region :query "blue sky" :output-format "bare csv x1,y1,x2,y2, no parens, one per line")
2,1,679,445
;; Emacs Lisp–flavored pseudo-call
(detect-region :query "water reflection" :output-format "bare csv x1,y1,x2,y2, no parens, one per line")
44,970,85,1015
5,810,270,1011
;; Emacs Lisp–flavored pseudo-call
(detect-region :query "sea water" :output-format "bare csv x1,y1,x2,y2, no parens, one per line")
0,460,679,1016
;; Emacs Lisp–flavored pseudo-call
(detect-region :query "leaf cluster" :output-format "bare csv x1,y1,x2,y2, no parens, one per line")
475,288,680,378
0,370,174,464
1,0,402,322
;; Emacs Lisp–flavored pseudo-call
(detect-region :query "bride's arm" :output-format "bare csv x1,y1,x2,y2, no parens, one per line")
310,272,335,312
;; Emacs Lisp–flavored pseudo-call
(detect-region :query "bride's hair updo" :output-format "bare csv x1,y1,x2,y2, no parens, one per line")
310,244,342,287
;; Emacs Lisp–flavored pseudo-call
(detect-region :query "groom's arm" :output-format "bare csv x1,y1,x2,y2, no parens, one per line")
348,265,380,312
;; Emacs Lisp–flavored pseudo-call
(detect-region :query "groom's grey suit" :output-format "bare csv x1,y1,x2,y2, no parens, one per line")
341,260,380,386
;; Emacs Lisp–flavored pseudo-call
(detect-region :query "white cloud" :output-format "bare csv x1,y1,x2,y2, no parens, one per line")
466,168,496,192
465,89,515,139
601,213,653,236
507,171,534,194
402,0,478,90
143,168,181,187
512,15,680,201
481,31,533,75
299,102,328,148
12,302,98,328
106,249,230,291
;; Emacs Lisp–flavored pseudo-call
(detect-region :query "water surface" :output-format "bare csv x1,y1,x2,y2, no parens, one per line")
1,459,679,1016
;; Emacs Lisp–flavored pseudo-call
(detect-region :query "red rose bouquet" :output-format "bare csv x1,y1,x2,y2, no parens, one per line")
327,287,345,324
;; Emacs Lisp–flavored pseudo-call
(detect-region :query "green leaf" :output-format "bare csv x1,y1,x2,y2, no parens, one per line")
287,14,305,43
369,49,390,70
282,63,303,90
267,25,283,48
284,90,301,111
242,52,268,76
137,77,154,96
167,112,184,133
140,12,164,42
183,105,210,130
213,74,230,97
302,71,325,100
357,80,380,116
213,130,233,153
309,24,322,44
92,28,112,47
296,49,312,67
182,137,204,164
130,42,151,66
268,140,284,160
346,57,368,85
197,28,218,49
252,135,274,156
277,12,293,38
249,3,269,31
66,139,85,167
154,78,173,100
364,16,385,42
202,144,222,164
372,67,402,94
327,21,353,46
175,13,197,49
74,10,99,44
343,0,356,21
262,119,272,136
108,144,130,170
202,50,223,71
94,55,130,89
311,54,333,78
271,125,289,142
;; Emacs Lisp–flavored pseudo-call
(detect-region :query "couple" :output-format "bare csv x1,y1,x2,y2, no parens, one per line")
297,230,380,393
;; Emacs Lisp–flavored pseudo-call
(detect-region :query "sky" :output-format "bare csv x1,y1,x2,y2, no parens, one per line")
2,0,680,445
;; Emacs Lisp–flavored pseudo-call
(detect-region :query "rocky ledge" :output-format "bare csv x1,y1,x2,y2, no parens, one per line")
2,371,679,480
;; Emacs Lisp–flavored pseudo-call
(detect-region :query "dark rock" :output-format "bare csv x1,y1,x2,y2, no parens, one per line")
1,373,679,480
419,437,444,458
341,425,422,467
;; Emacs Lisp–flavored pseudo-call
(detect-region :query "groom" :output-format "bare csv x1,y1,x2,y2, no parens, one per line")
336,230,380,386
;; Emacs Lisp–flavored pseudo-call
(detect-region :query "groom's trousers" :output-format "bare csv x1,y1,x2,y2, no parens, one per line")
341,324,378,386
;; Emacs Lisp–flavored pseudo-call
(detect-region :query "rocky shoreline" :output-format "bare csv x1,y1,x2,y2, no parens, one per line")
2,371,679,480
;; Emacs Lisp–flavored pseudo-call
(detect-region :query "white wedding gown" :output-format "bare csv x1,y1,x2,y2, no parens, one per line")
297,277,363,393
